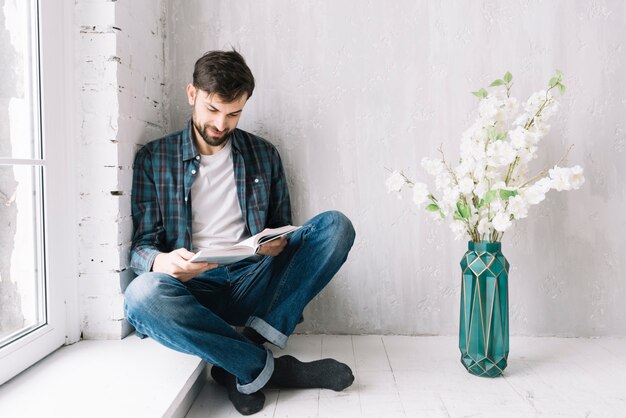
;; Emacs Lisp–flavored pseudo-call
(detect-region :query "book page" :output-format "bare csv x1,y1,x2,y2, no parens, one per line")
189,225,302,265
238,225,302,249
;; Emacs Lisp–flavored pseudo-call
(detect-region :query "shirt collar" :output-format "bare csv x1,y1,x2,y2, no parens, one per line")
183,119,243,160
182,119,199,161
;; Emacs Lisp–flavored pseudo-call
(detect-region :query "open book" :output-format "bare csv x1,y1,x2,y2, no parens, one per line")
189,225,302,265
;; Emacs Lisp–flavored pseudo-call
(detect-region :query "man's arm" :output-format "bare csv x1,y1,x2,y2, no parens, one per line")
130,146,164,275
265,147,292,228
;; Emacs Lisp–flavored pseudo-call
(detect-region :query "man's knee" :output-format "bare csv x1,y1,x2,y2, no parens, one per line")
312,210,356,254
124,272,176,316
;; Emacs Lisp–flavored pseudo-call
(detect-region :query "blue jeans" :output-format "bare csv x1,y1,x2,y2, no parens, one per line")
124,211,355,394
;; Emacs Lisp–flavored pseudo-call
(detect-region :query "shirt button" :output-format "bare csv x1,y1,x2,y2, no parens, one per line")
184,197,188,202
254,178,259,183
195,156,200,160
191,169,197,175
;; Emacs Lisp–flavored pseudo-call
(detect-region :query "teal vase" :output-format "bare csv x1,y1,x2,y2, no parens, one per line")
459,241,509,377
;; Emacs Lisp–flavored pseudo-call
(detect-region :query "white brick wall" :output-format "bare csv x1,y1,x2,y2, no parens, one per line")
76,0,168,339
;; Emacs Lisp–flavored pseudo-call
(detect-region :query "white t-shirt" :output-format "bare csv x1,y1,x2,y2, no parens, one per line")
190,140,250,250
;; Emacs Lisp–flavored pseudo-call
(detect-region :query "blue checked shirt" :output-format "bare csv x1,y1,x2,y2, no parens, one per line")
130,120,292,275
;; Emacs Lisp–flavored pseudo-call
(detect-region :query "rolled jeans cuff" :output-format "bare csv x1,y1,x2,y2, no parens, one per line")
236,347,274,395
247,316,288,349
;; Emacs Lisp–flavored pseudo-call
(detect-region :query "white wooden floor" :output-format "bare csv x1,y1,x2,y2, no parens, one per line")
185,335,626,417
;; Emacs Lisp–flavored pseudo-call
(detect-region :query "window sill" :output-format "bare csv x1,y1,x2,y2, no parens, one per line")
0,333,205,418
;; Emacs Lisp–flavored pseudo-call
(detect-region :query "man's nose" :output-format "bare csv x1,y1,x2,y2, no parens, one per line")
214,115,227,131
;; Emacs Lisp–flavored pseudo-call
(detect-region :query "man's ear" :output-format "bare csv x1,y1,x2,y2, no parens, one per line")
186,83,197,106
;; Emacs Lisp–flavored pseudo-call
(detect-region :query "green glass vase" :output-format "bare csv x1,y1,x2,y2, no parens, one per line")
459,241,509,377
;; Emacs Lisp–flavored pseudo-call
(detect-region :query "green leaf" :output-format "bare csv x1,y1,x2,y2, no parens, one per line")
489,79,504,87
426,204,440,212
471,88,488,99
499,189,519,200
484,190,497,205
558,83,566,95
456,200,470,219
496,132,507,141
503,72,512,83
549,77,559,87
486,126,497,140
477,199,485,209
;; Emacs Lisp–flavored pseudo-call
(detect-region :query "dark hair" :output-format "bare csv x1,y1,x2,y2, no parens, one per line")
192,50,255,102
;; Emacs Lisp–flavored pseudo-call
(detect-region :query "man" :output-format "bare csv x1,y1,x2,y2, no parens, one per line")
124,50,356,415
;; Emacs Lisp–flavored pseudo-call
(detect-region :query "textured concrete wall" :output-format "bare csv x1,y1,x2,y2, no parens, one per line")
76,0,167,339
167,0,626,336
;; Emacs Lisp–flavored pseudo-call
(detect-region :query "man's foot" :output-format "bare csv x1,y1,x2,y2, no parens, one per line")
269,355,354,391
210,366,265,416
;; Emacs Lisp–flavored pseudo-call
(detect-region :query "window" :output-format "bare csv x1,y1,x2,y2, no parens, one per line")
0,0,77,384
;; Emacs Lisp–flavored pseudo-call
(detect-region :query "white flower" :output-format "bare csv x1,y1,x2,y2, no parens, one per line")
412,182,430,206
386,75,582,244
477,218,491,236
524,90,547,114
503,97,519,119
442,187,460,211
458,177,474,194
513,114,529,126
450,220,468,241
549,166,572,191
474,181,489,199
492,181,506,190
486,140,516,167
540,99,560,121
479,95,501,119
386,171,406,193
471,162,486,179
492,212,512,232
485,167,505,181
509,126,529,149
536,177,552,193
455,159,475,178
569,165,585,189
421,157,444,176
522,183,547,205
435,172,453,190
507,195,529,219
490,199,504,213
549,165,585,191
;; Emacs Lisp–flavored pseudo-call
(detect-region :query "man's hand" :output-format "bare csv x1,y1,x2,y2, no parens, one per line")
256,236,288,257
152,248,218,282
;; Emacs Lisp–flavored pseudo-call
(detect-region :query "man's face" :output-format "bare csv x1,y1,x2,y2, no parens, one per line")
187,84,247,152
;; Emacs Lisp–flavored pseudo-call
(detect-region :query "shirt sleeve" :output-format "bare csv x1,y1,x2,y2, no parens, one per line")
265,147,292,228
129,146,163,275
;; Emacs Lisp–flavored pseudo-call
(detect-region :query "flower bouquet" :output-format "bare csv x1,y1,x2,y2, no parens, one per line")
386,71,584,377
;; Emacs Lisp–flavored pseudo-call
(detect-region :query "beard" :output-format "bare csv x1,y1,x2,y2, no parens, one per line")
192,117,233,148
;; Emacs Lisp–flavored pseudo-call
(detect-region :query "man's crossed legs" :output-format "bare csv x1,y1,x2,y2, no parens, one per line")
124,211,356,415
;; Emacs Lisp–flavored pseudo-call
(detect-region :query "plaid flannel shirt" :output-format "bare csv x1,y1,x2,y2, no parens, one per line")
130,120,292,275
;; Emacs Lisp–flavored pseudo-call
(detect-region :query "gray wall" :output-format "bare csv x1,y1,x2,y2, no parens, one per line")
166,0,626,336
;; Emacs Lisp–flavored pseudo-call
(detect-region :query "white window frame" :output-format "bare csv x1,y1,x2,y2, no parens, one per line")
0,0,78,385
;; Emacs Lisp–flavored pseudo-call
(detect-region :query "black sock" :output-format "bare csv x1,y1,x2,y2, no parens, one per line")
210,366,265,416
269,355,354,391
242,327,267,345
